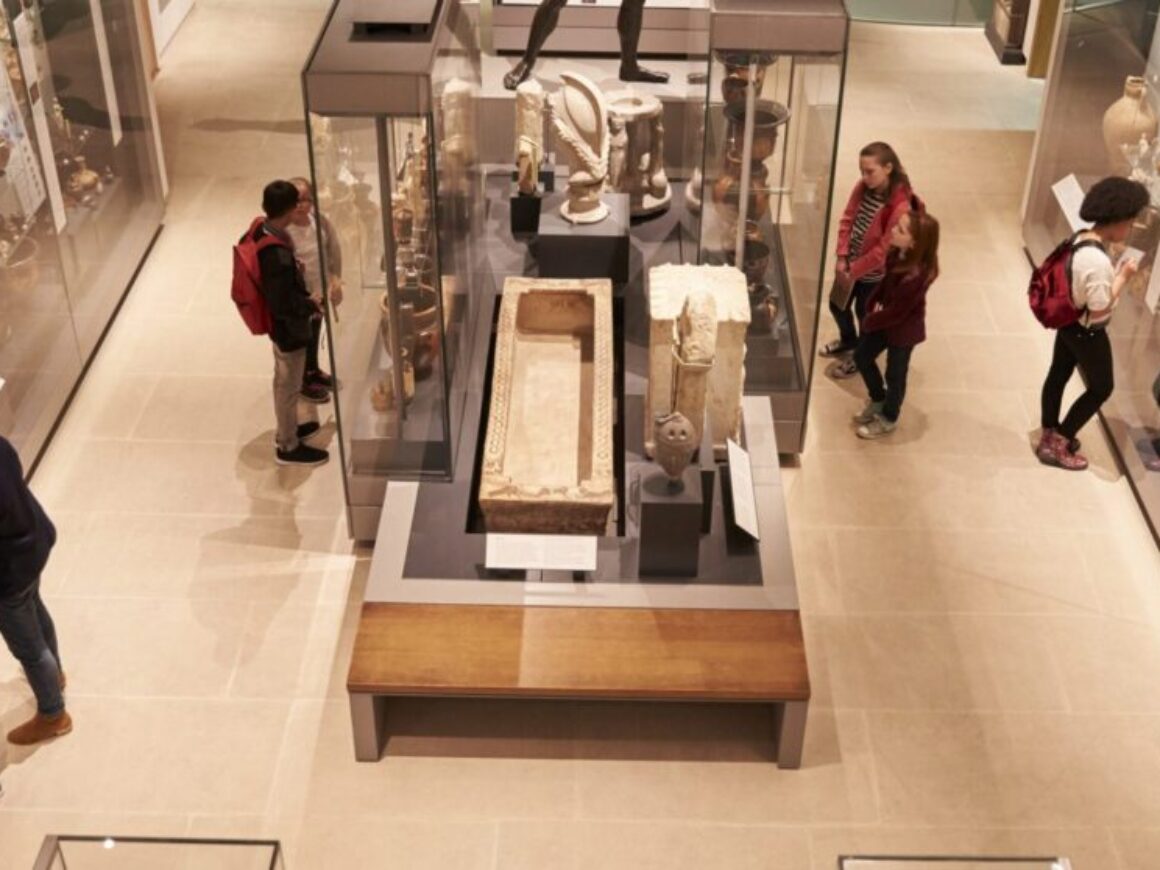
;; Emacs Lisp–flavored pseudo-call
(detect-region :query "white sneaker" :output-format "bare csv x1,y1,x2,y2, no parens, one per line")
856,414,897,439
831,357,859,380
853,400,884,425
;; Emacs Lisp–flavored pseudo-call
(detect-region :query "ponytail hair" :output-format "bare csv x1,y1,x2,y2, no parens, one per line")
859,141,910,197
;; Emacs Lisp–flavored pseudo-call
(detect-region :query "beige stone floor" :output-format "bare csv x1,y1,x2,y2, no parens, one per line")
0,3,1159,868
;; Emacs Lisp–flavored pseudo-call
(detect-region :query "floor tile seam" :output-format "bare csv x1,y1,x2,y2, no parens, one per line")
855,708,1160,719
222,601,257,700
257,696,301,821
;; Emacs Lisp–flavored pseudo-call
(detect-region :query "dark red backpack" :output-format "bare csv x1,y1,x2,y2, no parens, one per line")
231,217,283,336
1028,234,1101,329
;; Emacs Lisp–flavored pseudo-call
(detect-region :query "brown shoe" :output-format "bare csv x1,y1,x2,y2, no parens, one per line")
7,711,72,745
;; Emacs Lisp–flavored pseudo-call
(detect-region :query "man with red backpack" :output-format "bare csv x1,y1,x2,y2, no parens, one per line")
1036,176,1148,471
245,180,329,467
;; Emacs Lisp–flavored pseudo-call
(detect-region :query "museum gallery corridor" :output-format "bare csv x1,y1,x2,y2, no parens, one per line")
1,1,1159,867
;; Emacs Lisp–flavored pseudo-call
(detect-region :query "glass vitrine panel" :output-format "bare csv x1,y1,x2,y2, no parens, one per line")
696,45,845,422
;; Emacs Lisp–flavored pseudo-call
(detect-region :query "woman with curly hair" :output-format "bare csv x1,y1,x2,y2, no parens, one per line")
1038,176,1149,471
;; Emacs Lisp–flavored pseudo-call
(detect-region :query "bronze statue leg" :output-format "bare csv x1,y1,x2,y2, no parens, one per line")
503,0,570,91
618,0,669,83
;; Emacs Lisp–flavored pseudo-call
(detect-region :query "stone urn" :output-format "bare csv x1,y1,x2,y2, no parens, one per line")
1104,76,1158,171
653,411,697,485
724,99,790,163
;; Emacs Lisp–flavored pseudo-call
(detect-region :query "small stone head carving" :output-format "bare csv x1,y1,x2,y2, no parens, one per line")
653,411,696,484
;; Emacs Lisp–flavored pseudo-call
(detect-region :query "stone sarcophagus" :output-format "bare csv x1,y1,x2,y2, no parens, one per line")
479,277,615,534
646,264,750,461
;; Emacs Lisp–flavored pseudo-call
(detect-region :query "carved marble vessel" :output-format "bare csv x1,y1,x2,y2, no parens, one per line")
515,80,545,196
605,89,670,218
479,277,614,534
647,264,750,461
550,72,610,224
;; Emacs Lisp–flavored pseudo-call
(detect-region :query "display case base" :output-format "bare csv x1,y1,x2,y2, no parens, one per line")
638,467,703,577
348,602,809,768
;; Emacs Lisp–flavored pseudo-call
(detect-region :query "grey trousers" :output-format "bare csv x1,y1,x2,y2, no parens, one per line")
272,343,305,452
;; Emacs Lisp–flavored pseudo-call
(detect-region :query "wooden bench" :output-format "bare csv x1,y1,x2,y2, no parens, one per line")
348,601,811,768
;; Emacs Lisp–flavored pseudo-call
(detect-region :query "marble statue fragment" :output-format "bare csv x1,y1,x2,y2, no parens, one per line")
605,89,671,217
515,80,545,196
549,72,610,224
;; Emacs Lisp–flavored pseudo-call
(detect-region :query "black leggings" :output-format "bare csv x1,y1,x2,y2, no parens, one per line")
1040,323,1114,440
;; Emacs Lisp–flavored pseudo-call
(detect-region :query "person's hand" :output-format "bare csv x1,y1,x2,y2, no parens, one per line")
328,276,344,307
836,256,849,275
1118,256,1140,279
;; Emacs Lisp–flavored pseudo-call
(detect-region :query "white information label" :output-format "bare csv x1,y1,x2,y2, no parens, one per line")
1051,173,1089,233
726,438,760,540
14,13,67,233
485,533,598,572
88,0,123,146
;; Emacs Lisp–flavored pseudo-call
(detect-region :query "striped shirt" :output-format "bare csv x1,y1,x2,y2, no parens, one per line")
848,187,888,282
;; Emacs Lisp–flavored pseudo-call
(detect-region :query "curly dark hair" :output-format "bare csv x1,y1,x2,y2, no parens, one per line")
1079,176,1150,226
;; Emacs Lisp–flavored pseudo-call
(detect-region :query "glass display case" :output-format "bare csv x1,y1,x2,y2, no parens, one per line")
0,0,164,468
1022,0,1160,539
33,835,284,870
303,0,482,540
690,0,848,452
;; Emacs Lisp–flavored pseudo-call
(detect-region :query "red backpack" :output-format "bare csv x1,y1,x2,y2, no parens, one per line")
1028,234,1101,329
231,217,284,336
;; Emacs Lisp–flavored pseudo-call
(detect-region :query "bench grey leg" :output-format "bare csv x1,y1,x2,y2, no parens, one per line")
350,693,388,761
775,700,808,769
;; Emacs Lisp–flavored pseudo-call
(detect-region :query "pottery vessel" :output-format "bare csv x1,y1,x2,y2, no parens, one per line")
1104,76,1158,171
723,99,790,163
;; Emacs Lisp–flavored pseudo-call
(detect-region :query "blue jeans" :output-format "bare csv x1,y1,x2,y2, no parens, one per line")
0,578,64,715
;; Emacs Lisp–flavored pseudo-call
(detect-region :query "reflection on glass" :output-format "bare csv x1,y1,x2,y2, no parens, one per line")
844,0,988,25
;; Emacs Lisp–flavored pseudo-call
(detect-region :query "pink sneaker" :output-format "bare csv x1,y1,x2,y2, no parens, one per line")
1038,430,1088,471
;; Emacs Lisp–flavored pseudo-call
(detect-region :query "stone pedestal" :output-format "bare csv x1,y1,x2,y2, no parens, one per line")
510,187,542,236
638,467,703,577
537,191,630,285
606,89,671,219
647,264,750,460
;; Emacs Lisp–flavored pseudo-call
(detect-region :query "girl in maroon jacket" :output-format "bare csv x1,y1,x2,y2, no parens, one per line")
822,142,914,379
851,201,940,439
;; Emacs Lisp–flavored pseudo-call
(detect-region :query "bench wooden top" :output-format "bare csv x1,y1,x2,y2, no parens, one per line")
348,602,810,702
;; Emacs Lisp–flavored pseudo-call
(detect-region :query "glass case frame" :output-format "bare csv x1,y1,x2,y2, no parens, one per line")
302,0,483,540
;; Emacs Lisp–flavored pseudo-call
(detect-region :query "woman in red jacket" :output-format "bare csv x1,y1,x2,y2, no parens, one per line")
822,142,914,379
851,201,940,439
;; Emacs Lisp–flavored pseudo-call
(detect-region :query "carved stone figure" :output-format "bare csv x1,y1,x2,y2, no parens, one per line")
605,89,670,217
515,80,546,196
550,73,610,224
653,412,696,484
502,0,669,91
669,291,717,450
478,277,615,534
440,77,476,178
646,264,750,461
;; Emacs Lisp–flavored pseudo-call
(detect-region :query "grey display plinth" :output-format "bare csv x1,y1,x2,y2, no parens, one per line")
638,467,703,577
536,191,630,285
510,186,542,236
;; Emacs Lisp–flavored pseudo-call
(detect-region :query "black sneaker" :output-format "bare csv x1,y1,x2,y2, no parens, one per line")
275,444,329,466
300,382,330,404
306,369,334,389
296,421,321,440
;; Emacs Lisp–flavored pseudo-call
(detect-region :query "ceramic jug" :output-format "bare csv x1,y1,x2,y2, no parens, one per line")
1103,76,1158,171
